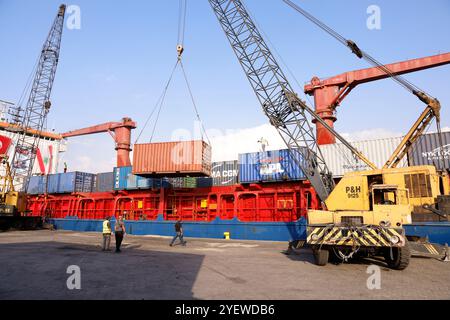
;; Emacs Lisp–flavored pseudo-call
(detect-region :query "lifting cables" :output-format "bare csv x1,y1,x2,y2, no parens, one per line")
282,0,431,99
135,0,211,145
246,4,367,170
282,0,445,167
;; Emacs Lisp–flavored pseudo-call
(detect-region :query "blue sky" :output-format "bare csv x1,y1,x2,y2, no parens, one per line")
0,0,449,172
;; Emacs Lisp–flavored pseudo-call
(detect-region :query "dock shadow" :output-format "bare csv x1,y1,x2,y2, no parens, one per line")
0,241,205,300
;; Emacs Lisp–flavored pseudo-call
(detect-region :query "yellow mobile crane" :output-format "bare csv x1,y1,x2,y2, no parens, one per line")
209,0,449,269
283,0,450,221
0,5,66,229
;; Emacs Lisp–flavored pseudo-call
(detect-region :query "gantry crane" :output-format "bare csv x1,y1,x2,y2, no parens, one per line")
0,5,66,218
62,118,137,167
209,0,449,269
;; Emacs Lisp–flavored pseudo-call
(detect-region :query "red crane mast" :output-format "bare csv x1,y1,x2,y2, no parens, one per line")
304,52,450,145
62,118,137,168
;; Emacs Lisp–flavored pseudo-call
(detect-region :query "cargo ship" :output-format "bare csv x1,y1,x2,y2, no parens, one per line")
24,132,450,245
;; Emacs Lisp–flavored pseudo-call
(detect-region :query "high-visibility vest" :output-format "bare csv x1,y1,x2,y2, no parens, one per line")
103,220,111,234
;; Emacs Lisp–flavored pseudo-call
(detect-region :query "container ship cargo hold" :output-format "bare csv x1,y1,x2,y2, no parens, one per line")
24,133,450,244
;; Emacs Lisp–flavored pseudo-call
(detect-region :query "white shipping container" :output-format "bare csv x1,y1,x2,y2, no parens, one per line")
320,136,408,177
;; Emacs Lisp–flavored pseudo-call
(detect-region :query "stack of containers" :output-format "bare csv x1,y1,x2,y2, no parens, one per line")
407,132,450,171
239,149,306,183
47,172,96,194
320,136,408,177
113,167,171,191
166,177,198,189
196,161,239,188
27,175,47,195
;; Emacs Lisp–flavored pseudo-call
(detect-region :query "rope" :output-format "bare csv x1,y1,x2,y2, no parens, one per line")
137,0,211,146
11,53,40,124
180,61,211,145
282,0,431,98
177,0,187,47
247,4,359,170
134,60,179,144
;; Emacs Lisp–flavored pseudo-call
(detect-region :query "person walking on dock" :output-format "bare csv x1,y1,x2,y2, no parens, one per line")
170,219,186,247
114,215,126,253
102,216,112,251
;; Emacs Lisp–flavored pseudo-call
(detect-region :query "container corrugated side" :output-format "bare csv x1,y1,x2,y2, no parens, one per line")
196,177,213,188
320,136,408,177
211,161,239,186
96,172,114,192
408,132,450,171
47,172,95,194
113,167,131,190
114,167,171,190
27,176,47,195
239,149,306,183
132,141,212,176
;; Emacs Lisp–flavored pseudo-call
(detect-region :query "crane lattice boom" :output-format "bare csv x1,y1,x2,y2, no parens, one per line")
208,0,334,200
9,5,66,192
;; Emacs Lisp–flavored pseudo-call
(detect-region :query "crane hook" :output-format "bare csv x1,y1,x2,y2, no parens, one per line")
177,45,184,60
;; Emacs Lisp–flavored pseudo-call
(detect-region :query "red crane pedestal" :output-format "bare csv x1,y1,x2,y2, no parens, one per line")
304,52,450,145
62,118,137,167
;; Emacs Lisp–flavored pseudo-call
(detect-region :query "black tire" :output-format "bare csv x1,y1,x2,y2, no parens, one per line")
328,248,344,265
313,248,329,266
384,239,411,270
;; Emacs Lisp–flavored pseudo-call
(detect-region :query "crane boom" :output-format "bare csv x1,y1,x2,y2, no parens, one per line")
209,0,380,201
9,5,66,192
209,0,334,201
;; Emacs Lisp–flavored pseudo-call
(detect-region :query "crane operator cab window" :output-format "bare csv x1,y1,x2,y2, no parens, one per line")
372,187,409,206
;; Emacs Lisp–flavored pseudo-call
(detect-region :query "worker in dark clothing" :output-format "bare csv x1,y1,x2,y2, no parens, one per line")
170,219,186,247
114,215,126,253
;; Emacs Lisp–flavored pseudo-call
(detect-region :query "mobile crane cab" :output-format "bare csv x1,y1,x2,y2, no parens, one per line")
307,173,414,269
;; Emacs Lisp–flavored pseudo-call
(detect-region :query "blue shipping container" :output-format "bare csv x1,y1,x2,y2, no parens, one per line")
114,167,170,190
239,149,306,183
47,172,96,194
27,176,47,195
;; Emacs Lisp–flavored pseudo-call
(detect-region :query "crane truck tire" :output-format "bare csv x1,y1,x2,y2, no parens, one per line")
313,247,329,266
384,239,411,270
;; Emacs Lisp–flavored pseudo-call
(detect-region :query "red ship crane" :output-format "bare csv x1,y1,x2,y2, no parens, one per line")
304,52,450,145
62,118,137,167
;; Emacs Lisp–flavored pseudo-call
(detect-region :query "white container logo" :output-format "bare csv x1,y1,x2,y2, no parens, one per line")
260,163,284,175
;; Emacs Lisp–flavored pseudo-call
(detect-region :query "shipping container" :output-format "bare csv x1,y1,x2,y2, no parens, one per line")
167,177,198,189
27,175,47,195
320,136,408,177
133,141,212,177
95,172,114,193
239,149,306,183
408,132,450,171
196,177,213,188
114,167,170,190
211,161,239,186
114,166,132,190
167,177,184,189
47,172,95,194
